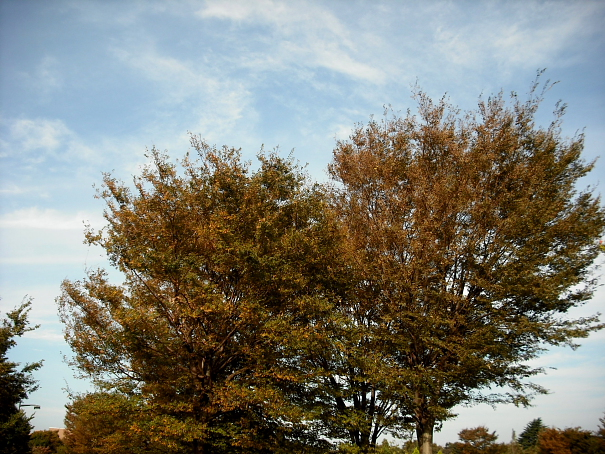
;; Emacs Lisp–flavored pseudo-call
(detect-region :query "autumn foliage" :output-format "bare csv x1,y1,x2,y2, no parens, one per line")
59,141,342,453
447,426,506,454
328,80,604,453
537,426,605,454
58,78,605,454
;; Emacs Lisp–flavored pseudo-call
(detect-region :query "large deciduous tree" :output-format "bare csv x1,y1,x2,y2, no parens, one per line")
328,78,605,454
0,299,43,454
58,138,341,453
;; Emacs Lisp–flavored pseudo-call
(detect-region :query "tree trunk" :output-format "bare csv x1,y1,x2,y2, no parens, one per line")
357,429,371,454
416,420,434,454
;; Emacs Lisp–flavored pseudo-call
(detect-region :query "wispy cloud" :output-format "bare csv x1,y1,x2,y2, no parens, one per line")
0,207,102,230
1,117,97,164
0,184,29,195
196,0,605,89
197,0,385,83
20,55,64,97
109,42,254,144
0,210,108,268
431,1,605,72
24,328,65,343
11,119,70,154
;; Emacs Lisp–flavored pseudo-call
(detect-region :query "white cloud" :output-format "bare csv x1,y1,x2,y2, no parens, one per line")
10,119,70,153
0,207,102,230
332,123,354,142
195,0,605,89
0,214,108,269
197,0,256,22
198,0,352,43
32,56,64,95
0,184,27,195
109,43,255,144
197,0,385,83
431,1,605,71
14,55,64,101
111,47,195,92
23,328,65,343
2,118,98,164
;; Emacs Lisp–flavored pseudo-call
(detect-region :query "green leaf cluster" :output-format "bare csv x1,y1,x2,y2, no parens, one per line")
29,429,66,454
0,299,43,454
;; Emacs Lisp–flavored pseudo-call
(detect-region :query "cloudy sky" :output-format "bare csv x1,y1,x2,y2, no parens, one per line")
1,0,604,445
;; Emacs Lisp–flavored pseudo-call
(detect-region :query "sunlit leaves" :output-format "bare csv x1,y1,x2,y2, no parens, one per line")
58,77,605,454
59,137,341,452
329,77,605,453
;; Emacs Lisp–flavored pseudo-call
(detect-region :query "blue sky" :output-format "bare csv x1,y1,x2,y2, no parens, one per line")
1,0,604,445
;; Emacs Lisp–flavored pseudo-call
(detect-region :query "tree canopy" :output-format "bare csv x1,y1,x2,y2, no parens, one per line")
58,139,342,453
449,426,507,454
59,77,605,454
0,299,43,454
328,78,605,453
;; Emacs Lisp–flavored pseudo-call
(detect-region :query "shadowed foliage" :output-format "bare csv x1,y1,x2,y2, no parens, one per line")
1,299,43,454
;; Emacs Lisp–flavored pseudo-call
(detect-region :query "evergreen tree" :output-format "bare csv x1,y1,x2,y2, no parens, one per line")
0,299,43,454
518,418,544,450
